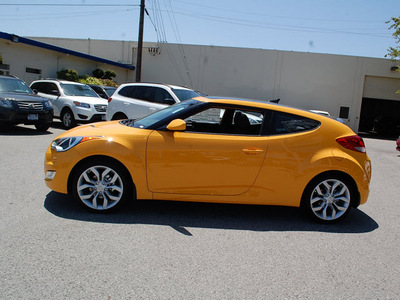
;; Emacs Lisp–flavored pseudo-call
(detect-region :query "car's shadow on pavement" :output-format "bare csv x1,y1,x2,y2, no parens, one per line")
0,122,68,136
44,191,379,235
0,124,54,136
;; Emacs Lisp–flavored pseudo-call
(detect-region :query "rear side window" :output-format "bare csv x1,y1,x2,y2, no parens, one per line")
271,111,320,134
118,86,155,102
118,86,136,97
32,82,59,95
132,86,155,102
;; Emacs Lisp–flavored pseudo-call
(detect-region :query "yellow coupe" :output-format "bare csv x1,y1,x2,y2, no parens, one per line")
44,97,371,223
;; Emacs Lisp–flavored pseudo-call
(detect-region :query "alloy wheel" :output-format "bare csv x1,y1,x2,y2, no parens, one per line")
309,178,351,221
77,165,124,211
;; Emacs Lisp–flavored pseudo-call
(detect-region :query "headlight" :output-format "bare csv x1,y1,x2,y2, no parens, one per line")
51,137,83,152
51,136,102,152
0,98,13,107
43,100,53,109
73,101,90,108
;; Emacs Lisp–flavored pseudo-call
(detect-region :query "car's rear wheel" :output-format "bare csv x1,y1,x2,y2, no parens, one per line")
112,112,128,120
71,159,132,212
301,174,354,223
61,108,76,129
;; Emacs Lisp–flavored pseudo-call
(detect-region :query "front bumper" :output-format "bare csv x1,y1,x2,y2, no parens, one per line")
0,106,53,125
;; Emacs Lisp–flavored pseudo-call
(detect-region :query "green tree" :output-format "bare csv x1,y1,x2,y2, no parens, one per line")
386,17,400,63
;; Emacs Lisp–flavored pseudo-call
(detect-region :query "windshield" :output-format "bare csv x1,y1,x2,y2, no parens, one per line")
134,100,201,128
0,78,33,94
61,83,99,97
172,88,202,101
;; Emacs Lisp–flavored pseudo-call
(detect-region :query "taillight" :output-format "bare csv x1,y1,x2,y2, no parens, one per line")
108,97,112,103
336,135,366,153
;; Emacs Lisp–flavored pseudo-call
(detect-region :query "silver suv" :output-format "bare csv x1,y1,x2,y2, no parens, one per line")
30,79,108,128
106,83,203,121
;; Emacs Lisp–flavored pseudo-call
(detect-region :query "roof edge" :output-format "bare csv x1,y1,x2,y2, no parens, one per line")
0,31,135,71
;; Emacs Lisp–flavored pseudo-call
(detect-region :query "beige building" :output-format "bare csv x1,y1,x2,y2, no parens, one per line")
1,30,400,133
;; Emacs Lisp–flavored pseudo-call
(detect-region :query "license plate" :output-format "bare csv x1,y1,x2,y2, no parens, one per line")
28,114,39,120
101,115,106,121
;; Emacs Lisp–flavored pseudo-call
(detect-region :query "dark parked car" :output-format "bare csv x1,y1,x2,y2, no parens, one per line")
0,75,53,131
88,84,117,99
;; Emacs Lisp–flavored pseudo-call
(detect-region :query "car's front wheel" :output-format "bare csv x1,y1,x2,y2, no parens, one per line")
61,108,76,129
301,173,355,223
71,158,132,212
35,123,50,131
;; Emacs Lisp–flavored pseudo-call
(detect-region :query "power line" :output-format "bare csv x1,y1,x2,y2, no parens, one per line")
173,0,386,24
0,3,139,6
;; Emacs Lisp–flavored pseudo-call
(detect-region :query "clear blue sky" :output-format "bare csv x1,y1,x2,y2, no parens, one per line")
1,0,399,58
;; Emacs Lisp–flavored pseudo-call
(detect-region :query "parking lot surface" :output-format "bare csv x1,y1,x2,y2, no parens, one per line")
1,123,399,299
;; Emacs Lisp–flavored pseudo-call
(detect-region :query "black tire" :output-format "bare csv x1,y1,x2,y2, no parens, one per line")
35,123,50,131
112,113,128,120
61,108,76,129
301,173,355,223
71,158,133,212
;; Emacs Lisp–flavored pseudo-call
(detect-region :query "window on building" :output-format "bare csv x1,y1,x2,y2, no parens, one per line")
0,64,10,76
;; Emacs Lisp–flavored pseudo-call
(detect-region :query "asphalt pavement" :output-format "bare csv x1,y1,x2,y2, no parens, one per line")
0,123,399,299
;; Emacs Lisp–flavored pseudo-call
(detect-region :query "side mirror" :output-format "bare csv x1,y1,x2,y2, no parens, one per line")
51,90,60,96
32,89,39,94
166,119,186,131
164,99,175,105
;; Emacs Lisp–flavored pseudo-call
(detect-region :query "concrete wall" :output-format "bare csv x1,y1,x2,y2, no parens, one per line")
5,36,400,131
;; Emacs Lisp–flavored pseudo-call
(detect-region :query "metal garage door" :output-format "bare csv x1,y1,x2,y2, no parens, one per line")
359,76,400,136
363,76,400,101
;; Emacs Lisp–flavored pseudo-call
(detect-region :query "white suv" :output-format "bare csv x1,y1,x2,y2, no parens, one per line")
106,83,203,121
30,79,108,128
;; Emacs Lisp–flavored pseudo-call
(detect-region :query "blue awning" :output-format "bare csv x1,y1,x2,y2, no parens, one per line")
0,31,135,70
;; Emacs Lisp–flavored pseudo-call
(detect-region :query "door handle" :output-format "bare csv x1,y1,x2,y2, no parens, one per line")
242,147,264,155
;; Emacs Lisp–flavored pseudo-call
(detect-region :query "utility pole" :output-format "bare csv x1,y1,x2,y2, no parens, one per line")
135,0,145,82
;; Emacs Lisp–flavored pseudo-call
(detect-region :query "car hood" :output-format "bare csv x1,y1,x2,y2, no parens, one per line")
64,96,108,104
0,92,49,102
57,120,151,139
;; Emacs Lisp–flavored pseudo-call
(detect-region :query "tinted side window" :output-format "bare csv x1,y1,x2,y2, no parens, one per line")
271,111,320,134
118,86,136,97
30,82,42,91
34,82,59,95
154,88,174,104
132,86,155,102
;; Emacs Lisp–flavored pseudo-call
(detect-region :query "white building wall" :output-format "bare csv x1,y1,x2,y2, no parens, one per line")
1,37,133,85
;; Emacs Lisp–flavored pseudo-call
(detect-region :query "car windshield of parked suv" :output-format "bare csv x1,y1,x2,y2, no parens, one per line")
61,83,99,97
0,78,33,94
172,89,202,101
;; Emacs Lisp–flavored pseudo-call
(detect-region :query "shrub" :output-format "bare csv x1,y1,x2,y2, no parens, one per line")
57,69,79,82
79,76,103,85
100,79,118,87
103,70,117,80
92,68,105,79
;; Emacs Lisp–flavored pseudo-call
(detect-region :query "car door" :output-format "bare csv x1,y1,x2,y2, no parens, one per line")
142,87,172,115
146,107,268,196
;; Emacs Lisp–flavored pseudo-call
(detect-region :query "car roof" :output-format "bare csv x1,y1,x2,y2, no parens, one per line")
195,96,331,119
0,75,20,80
32,79,86,85
118,82,193,90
